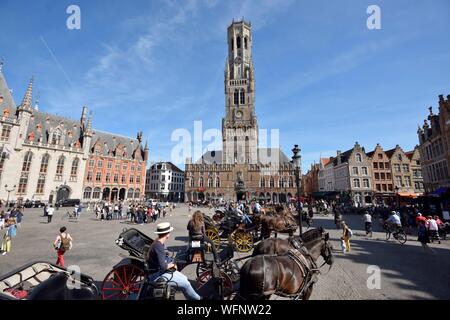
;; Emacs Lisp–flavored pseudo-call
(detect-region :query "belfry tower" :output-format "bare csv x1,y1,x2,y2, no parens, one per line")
222,20,258,164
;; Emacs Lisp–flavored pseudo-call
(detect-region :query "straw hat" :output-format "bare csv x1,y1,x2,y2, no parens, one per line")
154,222,174,234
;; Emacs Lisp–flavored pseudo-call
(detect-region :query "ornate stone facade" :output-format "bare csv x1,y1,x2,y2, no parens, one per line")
184,20,299,203
0,67,147,203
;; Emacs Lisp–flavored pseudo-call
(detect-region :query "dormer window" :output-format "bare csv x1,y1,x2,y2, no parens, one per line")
51,130,62,145
355,153,362,162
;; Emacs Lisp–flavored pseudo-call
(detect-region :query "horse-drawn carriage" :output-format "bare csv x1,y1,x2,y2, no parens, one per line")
205,209,260,253
0,261,98,300
101,228,240,300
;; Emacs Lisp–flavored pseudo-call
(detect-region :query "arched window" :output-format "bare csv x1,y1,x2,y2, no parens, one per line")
356,153,362,162
71,158,79,176
280,177,286,188
83,187,92,199
22,152,33,172
190,177,195,187
208,177,213,187
40,154,50,174
92,187,101,199
260,177,265,188
270,177,274,188
240,89,245,105
134,189,140,199
56,156,65,175
216,177,220,188
199,177,204,187
236,36,241,49
127,188,134,199
234,90,239,105
244,37,248,49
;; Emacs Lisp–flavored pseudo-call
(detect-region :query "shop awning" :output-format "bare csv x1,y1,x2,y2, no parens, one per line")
398,192,419,198
431,187,448,196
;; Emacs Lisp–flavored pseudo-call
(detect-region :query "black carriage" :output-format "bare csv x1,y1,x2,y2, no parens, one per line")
101,228,240,300
0,261,98,300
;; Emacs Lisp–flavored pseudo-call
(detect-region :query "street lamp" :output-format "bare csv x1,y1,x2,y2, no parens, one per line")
292,145,302,236
5,184,16,207
395,185,400,211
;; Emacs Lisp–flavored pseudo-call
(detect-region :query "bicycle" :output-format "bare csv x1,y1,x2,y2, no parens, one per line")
384,223,407,244
61,210,78,221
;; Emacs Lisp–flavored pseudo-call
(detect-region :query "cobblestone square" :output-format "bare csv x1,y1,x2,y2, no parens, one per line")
1,205,449,300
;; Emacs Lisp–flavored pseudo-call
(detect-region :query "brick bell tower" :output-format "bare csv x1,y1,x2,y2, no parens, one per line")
222,20,258,165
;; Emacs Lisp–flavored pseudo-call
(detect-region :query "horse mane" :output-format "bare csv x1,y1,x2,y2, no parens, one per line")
299,227,324,243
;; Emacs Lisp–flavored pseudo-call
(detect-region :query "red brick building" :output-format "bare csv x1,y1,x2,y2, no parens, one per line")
82,131,148,202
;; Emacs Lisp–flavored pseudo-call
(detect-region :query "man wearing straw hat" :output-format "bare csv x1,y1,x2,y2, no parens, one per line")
146,222,201,300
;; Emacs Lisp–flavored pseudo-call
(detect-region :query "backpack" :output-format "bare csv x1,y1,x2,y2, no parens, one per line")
61,234,71,251
347,228,353,238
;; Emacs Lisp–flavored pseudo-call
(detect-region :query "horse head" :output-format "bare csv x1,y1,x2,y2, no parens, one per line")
321,231,334,266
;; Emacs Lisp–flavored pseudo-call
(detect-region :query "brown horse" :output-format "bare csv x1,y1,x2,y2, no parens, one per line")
258,205,297,238
252,227,321,256
239,228,333,300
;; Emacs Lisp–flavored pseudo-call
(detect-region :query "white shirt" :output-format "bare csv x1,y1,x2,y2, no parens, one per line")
428,219,439,231
47,207,55,216
387,214,401,226
363,214,372,223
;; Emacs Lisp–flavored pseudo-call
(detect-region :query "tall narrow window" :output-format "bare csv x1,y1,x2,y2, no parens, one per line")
236,36,241,49
199,177,204,187
234,90,239,105
0,152,6,182
40,154,50,174
71,158,79,176
36,175,46,194
240,89,245,104
22,152,33,172
216,177,220,188
51,130,62,145
0,125,12,142
56,156,65,176
244,37,248,49
18,174,28,194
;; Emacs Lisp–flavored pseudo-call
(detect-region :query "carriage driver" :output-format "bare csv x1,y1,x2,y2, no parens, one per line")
146,222,201,300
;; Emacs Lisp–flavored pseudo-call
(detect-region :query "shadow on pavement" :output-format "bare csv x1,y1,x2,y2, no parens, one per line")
337,238,450,299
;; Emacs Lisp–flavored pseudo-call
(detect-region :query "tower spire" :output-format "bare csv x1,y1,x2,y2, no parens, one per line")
19,77,34,111
85,111,93,136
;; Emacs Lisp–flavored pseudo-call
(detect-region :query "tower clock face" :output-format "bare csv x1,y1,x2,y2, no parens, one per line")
236,110,243,118
234,56,242,65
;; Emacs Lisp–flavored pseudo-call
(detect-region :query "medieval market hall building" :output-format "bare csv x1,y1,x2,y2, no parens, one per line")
184,20,300,203
0,66,148,204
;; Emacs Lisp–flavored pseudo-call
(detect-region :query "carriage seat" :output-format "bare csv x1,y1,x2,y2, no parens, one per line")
27,272,97,300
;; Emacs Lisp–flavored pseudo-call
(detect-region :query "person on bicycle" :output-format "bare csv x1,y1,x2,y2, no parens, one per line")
386,211,402,234
146,222,201,300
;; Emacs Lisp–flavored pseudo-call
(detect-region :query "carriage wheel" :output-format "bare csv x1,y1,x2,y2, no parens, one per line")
196,270,235,299
196,262,211,278
205,227,220,252
230,230,254,252
101,264,145,300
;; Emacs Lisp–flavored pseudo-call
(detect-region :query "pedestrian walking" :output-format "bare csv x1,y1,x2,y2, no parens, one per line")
1,220,16,255
47,205,55,223
363,211,372,237
53,227,73,267
15,209,23,228
427,216,441,244
341,221,352,253
417,220,435,254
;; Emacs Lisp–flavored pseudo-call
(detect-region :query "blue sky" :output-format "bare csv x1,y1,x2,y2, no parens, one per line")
1,0,449,171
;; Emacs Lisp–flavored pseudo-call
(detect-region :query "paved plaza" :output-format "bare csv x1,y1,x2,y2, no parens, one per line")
1,205,449,300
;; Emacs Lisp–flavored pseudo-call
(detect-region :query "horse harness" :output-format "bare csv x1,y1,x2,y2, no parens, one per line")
274,247,321,300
